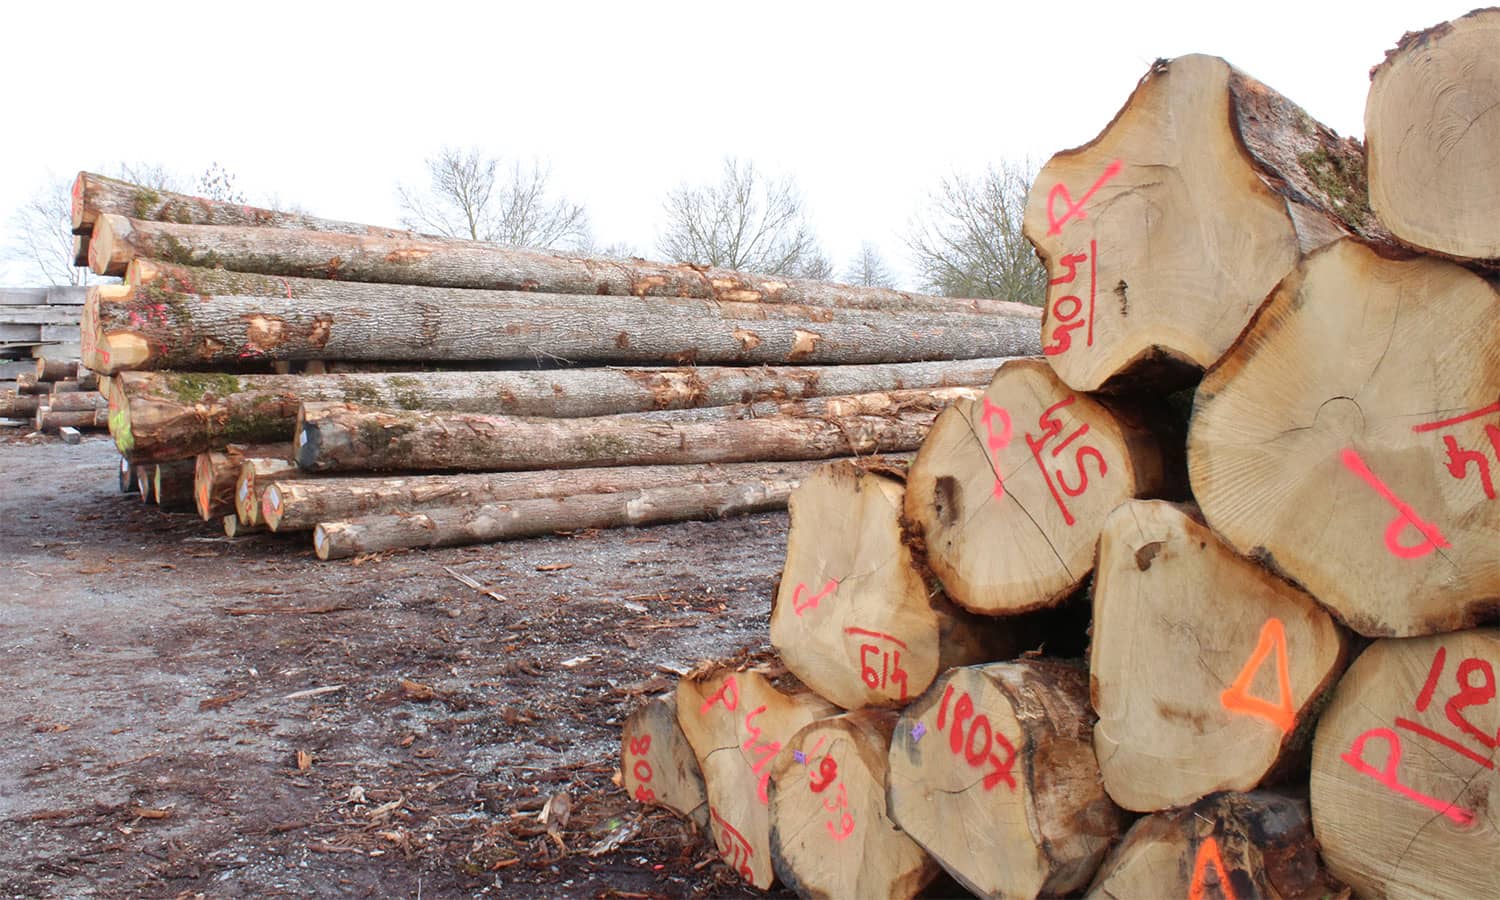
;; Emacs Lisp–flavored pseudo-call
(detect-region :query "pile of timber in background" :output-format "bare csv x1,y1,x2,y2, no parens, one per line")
0,287,87,427
619,12,1500,899
70,172,1042,556
1,358,105,435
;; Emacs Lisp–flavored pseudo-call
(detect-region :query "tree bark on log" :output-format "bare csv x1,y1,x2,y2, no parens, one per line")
36,407,107,432
903,358,1169,615
265,459,835,532
621,694,709,830
16,374,51,395
767,709,940,899
1022,54,1388,393
312,477,802,559
769,459,1019,710
236,458,300,527
676,665,839,890
296,389,974,474
1090,500,1349,812
36,358,77,381
151,459,196,510
104,359,1004,463
1188,239,1500,637
1309,628,1499,899
195,443,292,521
70,171,409,241
83,209,1040,317
1366,9,1500,264
887,659,1125,898
0,391,39,418
1085,791,1348,899
83,259,1037,374
42,392,106,413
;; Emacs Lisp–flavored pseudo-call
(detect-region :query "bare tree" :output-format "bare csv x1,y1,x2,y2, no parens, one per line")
4,176,85,286
657,158,824,277
843,241,896,288
195,161,246,203
906,161,1047,306
397,146,589,249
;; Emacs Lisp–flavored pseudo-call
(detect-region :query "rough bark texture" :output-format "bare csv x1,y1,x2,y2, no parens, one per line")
1366,9,1500,263
83,259,1037,374
83,209,1041,317
1023,54,1388,393
313,477,801,560
0,391,39,417
265,459,833,532
621,694,709,830
105,360,1005,463
35,358,77,381
1090,501,1349,812
70,171,407,240
151,459,197,511
887,659,1125,899
42,392,106,413
1189,239,1500,637
903,358,1169,616
16,374,51,395
296,390,972,474
769,459,1016,710
1309,629,1499,900
676,666,839,890
767,710,939,900
195,443,293,521
36,408,107,432
1085,791,1349,899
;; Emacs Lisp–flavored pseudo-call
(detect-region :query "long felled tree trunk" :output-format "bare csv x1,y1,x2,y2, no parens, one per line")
82,260,1037,374
83,209,1041,317
295,389,973,474
1022,54,1388,392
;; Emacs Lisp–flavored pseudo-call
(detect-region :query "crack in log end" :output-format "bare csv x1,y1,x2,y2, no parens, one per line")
615,332,631,350
789,329,823,361
631,274,668,297
1134,541,1164,571
732,329,763,352
933,476,962,528
383,248,430,266
242,315,287,352
1115,280,1128,317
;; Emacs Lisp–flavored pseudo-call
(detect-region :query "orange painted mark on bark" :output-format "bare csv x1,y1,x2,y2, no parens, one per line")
1188,837,1236,900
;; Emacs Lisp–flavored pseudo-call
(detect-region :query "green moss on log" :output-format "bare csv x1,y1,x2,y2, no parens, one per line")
1297,147,1373,229
166,373,242,405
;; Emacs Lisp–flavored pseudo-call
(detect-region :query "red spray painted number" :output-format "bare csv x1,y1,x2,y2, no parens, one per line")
699,675,740,715
1341,727,1476,825
979,397,1013,499
626,734,656,803
1219,617,1296,734
934,684,1018,792
1043,240,1097,356
846,627,910,700
1024,396,1107,526
1045,160,1123,236
792,579,839,617
709,807,756,882
1413,402,1500,501
740,705,781,805
1339,448,1450,559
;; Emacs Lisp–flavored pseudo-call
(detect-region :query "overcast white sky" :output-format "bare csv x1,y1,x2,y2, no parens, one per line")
0,0,1475,288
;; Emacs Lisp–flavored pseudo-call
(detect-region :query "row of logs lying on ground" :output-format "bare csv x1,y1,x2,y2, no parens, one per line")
69,164,1042,557
619,14,1499,899
1,358,108,434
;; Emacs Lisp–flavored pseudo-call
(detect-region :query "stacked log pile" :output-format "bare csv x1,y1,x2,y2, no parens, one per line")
621,15,1499,898
70,172,1041,551
1,358,107,432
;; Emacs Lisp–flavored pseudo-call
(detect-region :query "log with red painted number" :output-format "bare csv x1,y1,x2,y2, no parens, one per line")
1189,239,1500,637
1090,500,1350,811
620,693,708,830
886,659,1125,899
1022,54,1385,394
903,357,1170,616
674,666,837,890
767,709,939,899
1310,629,1499,899
769,459,1019,710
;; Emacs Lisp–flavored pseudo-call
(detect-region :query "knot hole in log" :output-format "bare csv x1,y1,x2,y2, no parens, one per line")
933,475,961,527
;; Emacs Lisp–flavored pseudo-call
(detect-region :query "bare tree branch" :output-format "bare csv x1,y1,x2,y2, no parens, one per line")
906,161,1047,305
5,177,88,286
843,241,896,288
397,147,589,250
657,158,824,277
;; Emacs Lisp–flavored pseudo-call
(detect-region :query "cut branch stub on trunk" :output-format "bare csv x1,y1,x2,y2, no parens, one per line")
903,358,1168,615
1366,9,1500,263
295,390,973,474
887,659,1125,899
769,459,1016,710
1188,239,1500,637
621,694,708,830
84,259,1035,373
80,204,1039,317
676,666,839,890
767,709,939,900
311,477,802,560
1090,500,1349,812
1022,54,1385,393
1309,629,1499,900
1084,791,1348,899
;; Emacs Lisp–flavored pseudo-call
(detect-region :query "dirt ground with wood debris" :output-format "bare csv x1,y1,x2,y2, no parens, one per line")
0,434,796,899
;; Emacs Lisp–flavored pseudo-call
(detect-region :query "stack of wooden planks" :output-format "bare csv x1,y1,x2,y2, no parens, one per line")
72,172,1042,554
619,12,1500,899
